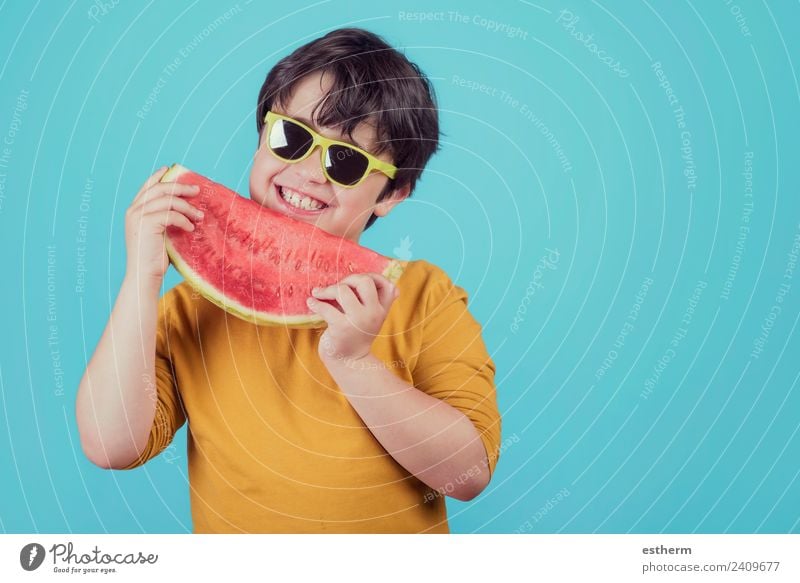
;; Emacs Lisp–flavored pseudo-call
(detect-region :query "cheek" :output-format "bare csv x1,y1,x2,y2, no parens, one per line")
336,182,384,218
249,149,283,203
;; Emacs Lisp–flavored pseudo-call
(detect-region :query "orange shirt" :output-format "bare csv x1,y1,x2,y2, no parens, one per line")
122,259,502,533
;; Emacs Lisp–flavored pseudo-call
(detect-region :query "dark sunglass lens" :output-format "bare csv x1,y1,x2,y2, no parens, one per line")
269,119,313,160
325,144,369,185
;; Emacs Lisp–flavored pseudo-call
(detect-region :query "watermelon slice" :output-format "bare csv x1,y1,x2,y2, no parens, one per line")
160,164,406,328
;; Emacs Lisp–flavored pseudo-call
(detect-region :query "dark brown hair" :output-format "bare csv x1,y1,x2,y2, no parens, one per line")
256,27,439,230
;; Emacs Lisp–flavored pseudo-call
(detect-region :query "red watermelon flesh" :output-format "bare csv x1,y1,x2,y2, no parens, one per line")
161,164,406,327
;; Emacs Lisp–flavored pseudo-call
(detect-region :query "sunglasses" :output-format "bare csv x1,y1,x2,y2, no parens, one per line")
263,110,397,188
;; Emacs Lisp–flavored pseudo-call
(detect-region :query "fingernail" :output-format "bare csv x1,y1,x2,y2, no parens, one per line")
306,297,315,305
311,287,320,294
196,209,204,217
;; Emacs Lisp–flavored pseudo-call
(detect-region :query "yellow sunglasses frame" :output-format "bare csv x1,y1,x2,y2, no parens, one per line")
263,110,397,187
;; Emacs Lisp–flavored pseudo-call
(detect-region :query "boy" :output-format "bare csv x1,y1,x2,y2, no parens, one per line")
76,28,501,533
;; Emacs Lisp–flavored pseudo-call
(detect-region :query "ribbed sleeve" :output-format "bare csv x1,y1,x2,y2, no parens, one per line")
411,266,502,478
120,296,186,470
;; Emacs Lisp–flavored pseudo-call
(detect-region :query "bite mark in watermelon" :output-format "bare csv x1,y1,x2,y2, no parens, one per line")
160,164,406,328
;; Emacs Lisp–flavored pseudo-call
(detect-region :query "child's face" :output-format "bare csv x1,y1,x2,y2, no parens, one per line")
249,72,408,242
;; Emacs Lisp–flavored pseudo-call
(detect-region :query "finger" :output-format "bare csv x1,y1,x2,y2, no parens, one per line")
135,181,201,207
336,284,363,315
153,181,202,199
134,166,170,202
148,209,195,232
361,273,398,312
139,195,204,221
339,274,379,308
312,283,361,314
306,296,344,324
137,166,169,194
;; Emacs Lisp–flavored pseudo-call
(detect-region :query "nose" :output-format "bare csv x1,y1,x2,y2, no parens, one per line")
290,144,327,186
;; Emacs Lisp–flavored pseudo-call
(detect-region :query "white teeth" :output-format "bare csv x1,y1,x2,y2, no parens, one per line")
279,186,326,211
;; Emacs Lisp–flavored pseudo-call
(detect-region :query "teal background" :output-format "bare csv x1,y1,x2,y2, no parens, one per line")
1,0,798,533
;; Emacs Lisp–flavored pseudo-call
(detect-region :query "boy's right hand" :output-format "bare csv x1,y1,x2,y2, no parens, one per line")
125,166,204,283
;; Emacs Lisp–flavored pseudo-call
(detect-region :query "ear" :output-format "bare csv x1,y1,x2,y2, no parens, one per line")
373,183,411,218
255,130,265,157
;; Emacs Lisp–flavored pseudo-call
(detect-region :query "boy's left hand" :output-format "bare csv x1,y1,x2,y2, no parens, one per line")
307,273,399,365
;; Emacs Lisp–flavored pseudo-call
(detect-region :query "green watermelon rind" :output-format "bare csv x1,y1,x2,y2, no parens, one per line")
160,163,407,328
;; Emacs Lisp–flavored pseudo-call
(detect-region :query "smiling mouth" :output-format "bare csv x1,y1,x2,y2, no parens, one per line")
274,183,330,214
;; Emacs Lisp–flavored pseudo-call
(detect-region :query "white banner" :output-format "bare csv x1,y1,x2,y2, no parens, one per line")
1,534,798,582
